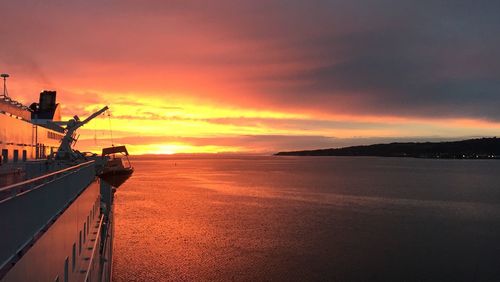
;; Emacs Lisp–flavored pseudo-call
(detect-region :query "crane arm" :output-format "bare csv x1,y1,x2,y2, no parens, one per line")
76,106,109,130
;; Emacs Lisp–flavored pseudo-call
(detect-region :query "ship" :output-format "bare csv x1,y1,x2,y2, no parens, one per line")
0,74,131,281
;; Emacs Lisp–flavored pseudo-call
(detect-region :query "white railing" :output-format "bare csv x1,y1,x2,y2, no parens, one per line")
84,214,105,282
0,160,95,202
0,160,97,274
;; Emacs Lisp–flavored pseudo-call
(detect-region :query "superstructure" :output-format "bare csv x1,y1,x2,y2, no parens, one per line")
0,74,130,282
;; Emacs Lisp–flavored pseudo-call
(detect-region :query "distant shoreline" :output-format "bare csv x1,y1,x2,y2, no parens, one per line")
275,137,500,159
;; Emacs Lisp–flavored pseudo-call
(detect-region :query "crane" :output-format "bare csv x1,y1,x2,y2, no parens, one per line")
55,106,109,160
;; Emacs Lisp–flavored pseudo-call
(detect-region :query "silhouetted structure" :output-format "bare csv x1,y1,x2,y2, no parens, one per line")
276,137,500,159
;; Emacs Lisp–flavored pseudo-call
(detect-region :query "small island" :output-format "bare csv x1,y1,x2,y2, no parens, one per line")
275,137,500,159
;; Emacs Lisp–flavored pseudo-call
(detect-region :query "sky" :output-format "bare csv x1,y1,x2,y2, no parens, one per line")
1,0,500,154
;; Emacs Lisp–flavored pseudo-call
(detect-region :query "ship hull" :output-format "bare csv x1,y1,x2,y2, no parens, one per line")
99,167,133,188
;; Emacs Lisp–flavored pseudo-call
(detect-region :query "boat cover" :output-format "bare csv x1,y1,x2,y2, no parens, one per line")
102,145,129,156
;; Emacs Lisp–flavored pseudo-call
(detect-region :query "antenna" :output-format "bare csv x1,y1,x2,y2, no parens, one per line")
1,73,9,98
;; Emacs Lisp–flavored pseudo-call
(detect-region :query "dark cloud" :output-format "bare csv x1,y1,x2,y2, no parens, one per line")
1,0,500,121
243,1,500,119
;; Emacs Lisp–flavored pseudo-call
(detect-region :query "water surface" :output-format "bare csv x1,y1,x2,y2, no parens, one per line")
112,156,500,281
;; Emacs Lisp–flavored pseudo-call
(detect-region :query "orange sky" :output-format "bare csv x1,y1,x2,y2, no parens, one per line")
2,1,500,154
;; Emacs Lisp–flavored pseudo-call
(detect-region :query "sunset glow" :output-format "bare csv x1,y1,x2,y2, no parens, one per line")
2,1,500,154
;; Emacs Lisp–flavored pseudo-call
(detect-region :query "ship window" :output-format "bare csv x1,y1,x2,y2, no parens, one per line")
13,150,19,163
79,231,82,255
22,150,27,161
47,131,62,140
72,243,76,271
1,149,7,163
64,257,69,282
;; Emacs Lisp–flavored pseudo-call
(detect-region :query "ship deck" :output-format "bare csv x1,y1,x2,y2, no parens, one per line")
0,160,113,281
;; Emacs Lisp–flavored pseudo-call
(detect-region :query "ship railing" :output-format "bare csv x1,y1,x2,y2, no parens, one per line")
0,160,97,274
84,214,105,282
0,160,95,202
0,97,32,120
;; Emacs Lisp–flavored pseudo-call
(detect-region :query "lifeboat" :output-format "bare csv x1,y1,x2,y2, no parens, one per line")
99,145,134,187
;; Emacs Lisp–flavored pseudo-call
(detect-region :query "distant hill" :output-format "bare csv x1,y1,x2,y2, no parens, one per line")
275,137,500,159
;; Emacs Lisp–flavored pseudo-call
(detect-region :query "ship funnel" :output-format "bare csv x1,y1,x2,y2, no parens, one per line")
39,90,57,111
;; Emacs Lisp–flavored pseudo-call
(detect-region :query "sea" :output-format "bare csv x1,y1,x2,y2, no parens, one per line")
112,156,500,281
